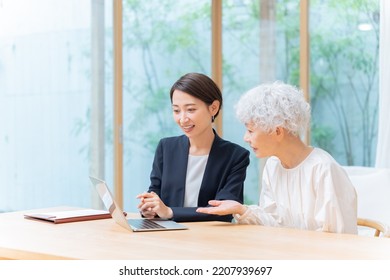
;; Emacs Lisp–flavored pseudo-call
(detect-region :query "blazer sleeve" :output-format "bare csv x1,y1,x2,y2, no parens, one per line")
213,148,250,203
148,139,163,197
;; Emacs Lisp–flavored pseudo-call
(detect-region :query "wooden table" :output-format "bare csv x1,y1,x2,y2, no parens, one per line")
1,207,390,260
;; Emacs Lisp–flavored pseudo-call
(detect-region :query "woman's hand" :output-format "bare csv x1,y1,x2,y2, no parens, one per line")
136,192,173,219
196,200,247,216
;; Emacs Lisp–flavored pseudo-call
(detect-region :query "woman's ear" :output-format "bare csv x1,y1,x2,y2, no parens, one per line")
275,127,285,141
209,100,220,115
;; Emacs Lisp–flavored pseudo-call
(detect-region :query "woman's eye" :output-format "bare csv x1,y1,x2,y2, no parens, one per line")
187,108,195,112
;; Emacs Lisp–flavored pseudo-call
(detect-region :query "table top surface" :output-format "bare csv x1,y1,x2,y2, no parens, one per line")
1,207,390,260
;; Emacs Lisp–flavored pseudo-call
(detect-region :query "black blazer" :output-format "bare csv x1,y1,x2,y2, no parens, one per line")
148,131,250,222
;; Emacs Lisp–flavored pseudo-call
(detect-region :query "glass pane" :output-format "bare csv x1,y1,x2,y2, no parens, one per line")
310,0,379,166
222,0,300,204
0,0,112,212
122,0,212,212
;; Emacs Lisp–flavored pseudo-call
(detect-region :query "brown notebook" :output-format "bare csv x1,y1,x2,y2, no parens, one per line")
24,209,112,224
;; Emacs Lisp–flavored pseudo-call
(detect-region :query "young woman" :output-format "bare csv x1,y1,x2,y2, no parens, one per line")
197,81,357,234
136,73,250,222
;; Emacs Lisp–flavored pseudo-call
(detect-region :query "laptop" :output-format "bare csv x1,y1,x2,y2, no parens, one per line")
89,176,188,232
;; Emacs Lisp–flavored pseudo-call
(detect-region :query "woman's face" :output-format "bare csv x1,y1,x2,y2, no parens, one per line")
172,90,217,138
243,122,277,158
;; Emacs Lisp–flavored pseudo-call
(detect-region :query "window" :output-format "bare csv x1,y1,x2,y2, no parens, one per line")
310,0,379,166
0,0,112,211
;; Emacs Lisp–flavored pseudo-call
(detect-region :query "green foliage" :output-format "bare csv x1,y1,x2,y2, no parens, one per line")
311,124,336,154
309,0,379,166
118,0,379,168
121,0,211,158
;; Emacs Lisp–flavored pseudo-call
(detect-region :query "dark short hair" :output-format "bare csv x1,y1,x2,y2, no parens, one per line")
169,73,222,119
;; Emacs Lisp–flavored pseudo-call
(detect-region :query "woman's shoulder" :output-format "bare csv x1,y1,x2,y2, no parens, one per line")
156,135,189,154
304,148,350,179
214,136,249,155
308,148,339,166
264,148,339,172
307,148,355,193
159,134,187,145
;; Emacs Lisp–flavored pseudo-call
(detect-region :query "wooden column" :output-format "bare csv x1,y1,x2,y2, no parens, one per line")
300,0,310,144
212,0,223,136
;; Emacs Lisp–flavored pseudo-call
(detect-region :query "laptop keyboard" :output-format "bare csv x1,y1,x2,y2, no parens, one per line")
130,219,165,229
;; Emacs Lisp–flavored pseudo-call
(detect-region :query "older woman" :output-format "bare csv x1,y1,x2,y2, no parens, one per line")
197,81,357,234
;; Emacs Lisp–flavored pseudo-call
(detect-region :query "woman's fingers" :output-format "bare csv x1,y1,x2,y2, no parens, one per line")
208,200,222,206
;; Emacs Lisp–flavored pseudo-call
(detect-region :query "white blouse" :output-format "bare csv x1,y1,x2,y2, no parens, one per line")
183,154,208,207
234,148,358,234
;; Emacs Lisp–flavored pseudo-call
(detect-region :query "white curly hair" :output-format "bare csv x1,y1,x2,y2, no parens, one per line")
235,81,311,137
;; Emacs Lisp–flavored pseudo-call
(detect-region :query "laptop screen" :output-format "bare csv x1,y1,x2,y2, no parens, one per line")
89,176,132,231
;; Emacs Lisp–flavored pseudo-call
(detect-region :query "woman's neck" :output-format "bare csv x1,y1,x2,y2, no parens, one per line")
188,128,215,156
276,136,313,169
